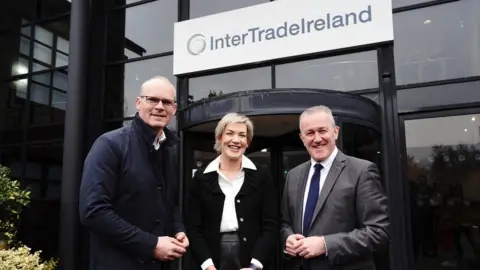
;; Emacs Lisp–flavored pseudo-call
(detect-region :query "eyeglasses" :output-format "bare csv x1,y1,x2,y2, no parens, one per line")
140,96,176,108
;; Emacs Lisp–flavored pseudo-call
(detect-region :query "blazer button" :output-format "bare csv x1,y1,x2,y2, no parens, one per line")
236,199,240,203
240,218,244,222
243,237,247,242
157,185,162,190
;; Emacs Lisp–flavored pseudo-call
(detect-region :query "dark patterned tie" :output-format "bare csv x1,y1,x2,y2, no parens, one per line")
303,163,323,236
302,163,323,270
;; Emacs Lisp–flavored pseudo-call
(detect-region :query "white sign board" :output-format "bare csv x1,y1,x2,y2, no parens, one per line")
173,0,393,75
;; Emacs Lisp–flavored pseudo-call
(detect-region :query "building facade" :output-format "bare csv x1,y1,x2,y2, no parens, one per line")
0,0,479,270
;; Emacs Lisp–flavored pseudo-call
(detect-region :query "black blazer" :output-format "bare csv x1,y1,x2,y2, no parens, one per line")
185,164,279,269
79,115,184,270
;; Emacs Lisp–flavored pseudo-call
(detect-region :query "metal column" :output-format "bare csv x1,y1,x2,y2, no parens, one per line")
58,0,90,269
378,44,414,270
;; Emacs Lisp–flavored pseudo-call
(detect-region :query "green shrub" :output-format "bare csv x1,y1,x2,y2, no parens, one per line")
0,245,58,270
0,164,58,268
0,164,31,245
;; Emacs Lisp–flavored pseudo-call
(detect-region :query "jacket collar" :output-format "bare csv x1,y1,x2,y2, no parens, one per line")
131,113,178,148
309,146,338,171
200,155,259,195
203,155,257,174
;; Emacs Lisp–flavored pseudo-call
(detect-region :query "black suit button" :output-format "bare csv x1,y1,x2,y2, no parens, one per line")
155,220,160,224
243,237,247,242
236,199,240,203
157,185,162,190
240,218,244,222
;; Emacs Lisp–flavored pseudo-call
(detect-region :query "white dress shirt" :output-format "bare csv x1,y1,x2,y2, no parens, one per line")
302,147,338,221
201,155,263,270
152,131,166,150
302,147,338,255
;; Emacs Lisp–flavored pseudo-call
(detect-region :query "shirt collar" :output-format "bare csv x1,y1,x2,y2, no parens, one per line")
311,147,338,169
152,131,167,149
204,155,257,174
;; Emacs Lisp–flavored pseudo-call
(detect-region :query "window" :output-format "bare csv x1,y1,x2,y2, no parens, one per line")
0,1,69,263
38,0,72,19
190,0,268,19
188,67,271,103
276,51,378,91
27,71,68,125
398,81,480,113
27,124,65,142
106,0,177,62
393,0,431,9
0,146,23,178
104,56,175,119
16,18,71,71
405,114,480,269
0,26,36,79
394,0,480,85
0,80,27,130
0,2,35,30
22,143,63,258
342,122,381,167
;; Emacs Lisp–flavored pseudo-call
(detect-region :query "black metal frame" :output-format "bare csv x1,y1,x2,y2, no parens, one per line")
58,0,89,269
2,1,480,270
55,0,480,268
377,44,413,270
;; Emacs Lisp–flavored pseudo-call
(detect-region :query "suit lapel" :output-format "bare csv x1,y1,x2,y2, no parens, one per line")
237,169,259,196
310,152,347,229
295,161,311,232
201,171,224,194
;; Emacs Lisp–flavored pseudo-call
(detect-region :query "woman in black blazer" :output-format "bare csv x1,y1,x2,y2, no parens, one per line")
186,113,279,270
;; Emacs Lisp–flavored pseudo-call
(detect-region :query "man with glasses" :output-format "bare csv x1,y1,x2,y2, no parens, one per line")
79,76,188,270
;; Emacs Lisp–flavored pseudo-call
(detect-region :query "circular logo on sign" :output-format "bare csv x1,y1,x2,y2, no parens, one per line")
187,34,206,55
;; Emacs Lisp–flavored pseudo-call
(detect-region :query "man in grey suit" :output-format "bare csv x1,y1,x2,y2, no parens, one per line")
280,105,390,270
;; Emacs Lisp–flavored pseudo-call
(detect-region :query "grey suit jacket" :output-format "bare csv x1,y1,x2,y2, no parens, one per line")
280,150,390,270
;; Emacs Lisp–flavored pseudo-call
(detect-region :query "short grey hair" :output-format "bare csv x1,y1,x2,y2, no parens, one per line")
214,113,254,153
140,76,176,98
299,105,336,131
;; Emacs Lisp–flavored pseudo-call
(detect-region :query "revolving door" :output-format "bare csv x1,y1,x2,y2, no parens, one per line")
178,89,385,270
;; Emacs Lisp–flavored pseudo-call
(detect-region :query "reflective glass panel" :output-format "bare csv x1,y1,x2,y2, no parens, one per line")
190,0,268,19
394,0,480,85
106,0,177,61
398,81,480,113
104,56,175,119
393,0,430,9
188,67,271,103
276,51,378,91
405,114,480,269
0,80,27,130
39,0,72,19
